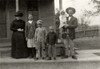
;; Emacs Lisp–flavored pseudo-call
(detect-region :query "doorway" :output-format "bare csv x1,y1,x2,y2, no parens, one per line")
27,0,39,23
0,0,7,38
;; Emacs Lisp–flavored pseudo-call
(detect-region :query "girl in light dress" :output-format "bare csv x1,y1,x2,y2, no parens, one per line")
25,14,36,58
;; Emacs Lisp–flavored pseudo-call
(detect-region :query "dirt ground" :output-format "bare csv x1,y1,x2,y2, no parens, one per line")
74,37,100,50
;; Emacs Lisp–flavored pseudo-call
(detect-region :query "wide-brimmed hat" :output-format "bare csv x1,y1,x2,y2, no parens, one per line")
15,11,23,17
66,7,76,14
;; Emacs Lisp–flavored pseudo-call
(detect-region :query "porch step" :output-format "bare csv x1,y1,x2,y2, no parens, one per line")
1,58,100,69
1,49,100,69
0,43,64,58
0,42,11,58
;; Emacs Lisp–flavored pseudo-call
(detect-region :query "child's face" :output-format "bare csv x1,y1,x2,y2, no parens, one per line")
64,24,68,28
61,11,65,15
28,17,33,20
37,24,42,27
50,29,54,32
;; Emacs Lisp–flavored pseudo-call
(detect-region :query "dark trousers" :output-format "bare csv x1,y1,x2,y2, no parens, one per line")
48,44,56,58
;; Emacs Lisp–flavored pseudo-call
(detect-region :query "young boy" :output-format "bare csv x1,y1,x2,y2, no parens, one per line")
35,20,47,60
46,26,57,60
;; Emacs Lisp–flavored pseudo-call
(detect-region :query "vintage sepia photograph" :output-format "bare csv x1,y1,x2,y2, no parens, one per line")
0,0,100,69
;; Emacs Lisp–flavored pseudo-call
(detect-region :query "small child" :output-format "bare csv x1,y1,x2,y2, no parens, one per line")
46,26,57,60
35,20,47,60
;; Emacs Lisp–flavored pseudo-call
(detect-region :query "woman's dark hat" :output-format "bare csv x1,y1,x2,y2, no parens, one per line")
66,7,76,14
15,11,23,17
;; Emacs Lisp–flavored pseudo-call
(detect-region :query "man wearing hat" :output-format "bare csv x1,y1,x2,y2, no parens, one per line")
10,11,28,59
66,7,78,40
60,7,78,59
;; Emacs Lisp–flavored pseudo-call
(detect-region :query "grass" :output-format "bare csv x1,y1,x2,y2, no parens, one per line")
74,37,100,50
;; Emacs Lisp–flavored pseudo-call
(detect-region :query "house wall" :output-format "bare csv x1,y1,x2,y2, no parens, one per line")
0,0,55,43
38,0,55,30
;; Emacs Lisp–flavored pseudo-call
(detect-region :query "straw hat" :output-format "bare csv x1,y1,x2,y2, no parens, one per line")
66,7,76,14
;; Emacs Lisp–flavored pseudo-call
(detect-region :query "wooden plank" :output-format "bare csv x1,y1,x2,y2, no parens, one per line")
0,24,7,38
16,0,19,12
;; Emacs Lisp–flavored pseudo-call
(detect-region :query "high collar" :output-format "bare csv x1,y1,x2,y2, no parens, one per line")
28,20,33,24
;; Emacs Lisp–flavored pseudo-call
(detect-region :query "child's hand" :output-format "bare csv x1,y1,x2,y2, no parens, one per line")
65,24,69,27
47,44,49,46
26,38,28,41
21,29,24,31
55,44,57,46
35,39,37,42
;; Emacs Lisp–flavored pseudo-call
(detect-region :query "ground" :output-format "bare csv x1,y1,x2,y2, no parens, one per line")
74,37,100,50
1,49,100,69
1,37,100,69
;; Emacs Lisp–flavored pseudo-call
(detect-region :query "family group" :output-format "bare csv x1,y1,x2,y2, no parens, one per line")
10,7,78,60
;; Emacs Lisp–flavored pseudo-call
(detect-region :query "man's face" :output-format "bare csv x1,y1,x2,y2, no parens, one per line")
68,9,74,16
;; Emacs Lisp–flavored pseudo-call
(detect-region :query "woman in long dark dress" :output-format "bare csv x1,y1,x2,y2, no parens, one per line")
10,11,28,59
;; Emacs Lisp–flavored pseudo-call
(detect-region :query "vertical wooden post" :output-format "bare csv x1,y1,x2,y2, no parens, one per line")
59,0,62,10
16,0,19,12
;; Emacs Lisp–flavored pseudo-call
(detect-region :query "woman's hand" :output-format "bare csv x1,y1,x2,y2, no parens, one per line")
58,39,62,43
17,28,23,32
34,39,37,42
65,24,69,27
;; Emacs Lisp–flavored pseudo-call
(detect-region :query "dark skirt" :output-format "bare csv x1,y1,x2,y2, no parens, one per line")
11,31,28,59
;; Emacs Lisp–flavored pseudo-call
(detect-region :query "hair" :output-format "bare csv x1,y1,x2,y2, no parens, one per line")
37,20,43,24
28,14,33,19
60,10,65,14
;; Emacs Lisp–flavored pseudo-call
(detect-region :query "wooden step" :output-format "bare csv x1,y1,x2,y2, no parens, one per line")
0,59,100,69
1,49,100,69
0,42,79,58
0,43,65,58
0,42,11,58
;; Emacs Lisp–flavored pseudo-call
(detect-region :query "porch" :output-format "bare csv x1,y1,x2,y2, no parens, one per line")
1,49,100,69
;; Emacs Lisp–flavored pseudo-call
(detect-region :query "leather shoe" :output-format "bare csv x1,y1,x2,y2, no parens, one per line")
72,56,77,59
